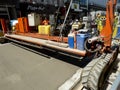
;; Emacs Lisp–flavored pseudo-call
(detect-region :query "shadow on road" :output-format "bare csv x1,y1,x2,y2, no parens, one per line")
10,42,93,68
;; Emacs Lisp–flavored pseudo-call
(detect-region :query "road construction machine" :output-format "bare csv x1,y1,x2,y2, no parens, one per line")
2,0,120,90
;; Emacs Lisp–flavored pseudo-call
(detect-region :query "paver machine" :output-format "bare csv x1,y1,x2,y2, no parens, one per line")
4,0,119,89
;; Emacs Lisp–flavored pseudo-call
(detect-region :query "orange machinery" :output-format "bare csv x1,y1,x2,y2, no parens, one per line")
18,17,29,33
0,19,7,33
87,0,117,52
100,0,117,47
4,0,119,57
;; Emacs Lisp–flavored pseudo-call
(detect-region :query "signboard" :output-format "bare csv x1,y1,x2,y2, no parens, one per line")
71,3,82,12
20,3,57,16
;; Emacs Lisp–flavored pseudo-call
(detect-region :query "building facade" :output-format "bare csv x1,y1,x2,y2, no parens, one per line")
19,0,88,7
118,0,120,3
20,0,64,7
117,0,120,12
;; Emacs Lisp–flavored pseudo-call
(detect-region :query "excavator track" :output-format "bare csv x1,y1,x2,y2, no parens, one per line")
81,53,106,87
103,54,120,90
81,47,119,90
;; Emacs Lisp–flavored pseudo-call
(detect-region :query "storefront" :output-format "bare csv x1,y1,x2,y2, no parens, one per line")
19,2,57,17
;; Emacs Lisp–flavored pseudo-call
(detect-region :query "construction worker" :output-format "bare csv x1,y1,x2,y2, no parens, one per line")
96,14,103,32
42,17,49,25
113,14,118,37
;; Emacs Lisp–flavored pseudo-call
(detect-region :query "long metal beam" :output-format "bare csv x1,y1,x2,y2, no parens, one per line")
5,34,86,57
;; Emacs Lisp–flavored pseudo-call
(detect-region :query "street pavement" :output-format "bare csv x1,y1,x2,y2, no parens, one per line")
1,43,119,90
0,43,80,90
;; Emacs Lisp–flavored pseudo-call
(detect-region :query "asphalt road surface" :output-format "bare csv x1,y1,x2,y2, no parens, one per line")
0,43,80,90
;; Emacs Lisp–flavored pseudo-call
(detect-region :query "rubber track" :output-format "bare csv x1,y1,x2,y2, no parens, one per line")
81,52,114,90
81,53,106,87
103,55,120,90
87,53,112,90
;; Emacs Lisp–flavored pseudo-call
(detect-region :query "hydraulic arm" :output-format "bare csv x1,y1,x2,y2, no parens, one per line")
100,0,117,47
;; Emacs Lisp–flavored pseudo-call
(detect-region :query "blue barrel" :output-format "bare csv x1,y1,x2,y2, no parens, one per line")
117,25,120,38
76,33,88,50
68,34,74,48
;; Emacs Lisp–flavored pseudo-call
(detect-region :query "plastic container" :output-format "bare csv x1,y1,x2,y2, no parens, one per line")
68,33,74,48
38,25,44,34
38,25,51,35
76,33,88,50
44,25,50,35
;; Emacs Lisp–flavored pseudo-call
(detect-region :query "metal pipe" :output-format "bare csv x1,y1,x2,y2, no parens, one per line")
59,0,73,42
5,34,86,56
6,5,10,21
87,0,89,15
88,36,101,43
